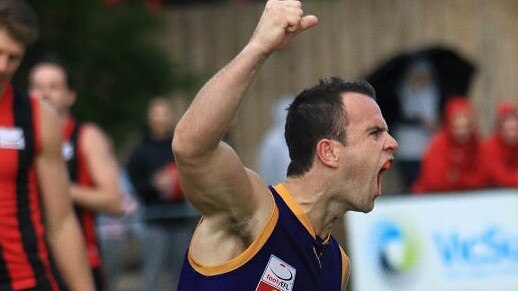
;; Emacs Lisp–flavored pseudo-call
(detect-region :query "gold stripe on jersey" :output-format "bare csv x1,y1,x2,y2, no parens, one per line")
340,246,350,288
187,196,279,276
273,183,317,238
275,183,350,287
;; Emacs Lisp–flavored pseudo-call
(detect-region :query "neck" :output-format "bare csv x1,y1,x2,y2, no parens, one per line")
59,111,71,123
283,174,347,237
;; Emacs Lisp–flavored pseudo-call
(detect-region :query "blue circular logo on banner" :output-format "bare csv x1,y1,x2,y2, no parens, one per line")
371,218,421,285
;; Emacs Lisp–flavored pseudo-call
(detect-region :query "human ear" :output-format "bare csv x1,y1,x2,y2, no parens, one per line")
315,139,339,168
67,90,77,107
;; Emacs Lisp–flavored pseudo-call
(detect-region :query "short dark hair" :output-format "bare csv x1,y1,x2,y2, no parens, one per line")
0,0,39,46
31,54,76,90
285,77,376,177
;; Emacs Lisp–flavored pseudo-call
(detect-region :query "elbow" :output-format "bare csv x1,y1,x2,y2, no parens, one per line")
171,130,184,158
172,125,199,163
172,122,218,167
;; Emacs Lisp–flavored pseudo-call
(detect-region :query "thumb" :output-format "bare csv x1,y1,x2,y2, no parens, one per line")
298,15,318,32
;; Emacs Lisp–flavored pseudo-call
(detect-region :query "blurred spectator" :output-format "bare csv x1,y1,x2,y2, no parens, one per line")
29,59,125,291
126,97,199,291
256,95,293,185
97,169,141,291
412,97,485,194
393,59,441,191
479,100,518,187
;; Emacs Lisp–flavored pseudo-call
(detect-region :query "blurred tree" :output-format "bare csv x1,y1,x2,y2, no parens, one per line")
15,0,196,151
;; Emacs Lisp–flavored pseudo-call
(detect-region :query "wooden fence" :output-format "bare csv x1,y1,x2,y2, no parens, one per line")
160,0,518,178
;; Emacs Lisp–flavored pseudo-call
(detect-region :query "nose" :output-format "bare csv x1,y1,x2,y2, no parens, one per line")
385,132,398,152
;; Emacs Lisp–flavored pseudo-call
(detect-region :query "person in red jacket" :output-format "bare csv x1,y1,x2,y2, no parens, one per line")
479,100,518,188
412,97,486,194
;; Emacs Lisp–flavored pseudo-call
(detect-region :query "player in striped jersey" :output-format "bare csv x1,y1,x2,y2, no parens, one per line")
29,58,125,291
0,1,95,290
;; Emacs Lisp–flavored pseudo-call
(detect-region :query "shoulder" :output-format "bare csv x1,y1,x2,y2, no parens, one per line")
79,122,114,150
80,122,105,137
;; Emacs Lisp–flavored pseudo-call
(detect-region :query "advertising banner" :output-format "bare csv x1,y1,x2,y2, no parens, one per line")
346,190,518,291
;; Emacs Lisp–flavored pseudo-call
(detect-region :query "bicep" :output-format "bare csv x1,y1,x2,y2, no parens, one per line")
177,141,270,219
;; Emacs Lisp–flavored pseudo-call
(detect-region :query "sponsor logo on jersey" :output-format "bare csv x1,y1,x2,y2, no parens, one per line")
0,127,25,150
256,255,296,291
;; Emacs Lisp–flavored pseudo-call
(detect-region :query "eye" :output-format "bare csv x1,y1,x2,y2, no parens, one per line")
9,55,21,63
369,127,386,139
370,128,382,136
8,55,21,63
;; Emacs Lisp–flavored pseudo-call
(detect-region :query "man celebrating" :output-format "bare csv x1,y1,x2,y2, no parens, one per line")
172,1,397,290
0,0,95,290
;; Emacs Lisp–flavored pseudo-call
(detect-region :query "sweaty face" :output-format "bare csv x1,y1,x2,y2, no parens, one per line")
338,93,398,213
29,64,74,115
0,28,25,93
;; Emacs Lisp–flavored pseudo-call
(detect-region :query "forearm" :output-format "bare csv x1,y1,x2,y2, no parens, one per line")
47,214,95,291
174,0,318,161
171,0,316,216
71,184,124,215
173,43,269,159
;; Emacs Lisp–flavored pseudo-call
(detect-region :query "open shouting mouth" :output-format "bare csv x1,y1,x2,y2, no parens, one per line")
377,160,393,195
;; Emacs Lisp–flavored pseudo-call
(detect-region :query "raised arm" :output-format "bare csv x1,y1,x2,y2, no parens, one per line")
172,0,317,222
36,100,95,291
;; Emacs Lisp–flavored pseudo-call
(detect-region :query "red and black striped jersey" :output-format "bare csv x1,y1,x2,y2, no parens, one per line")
62,118,102,268
0,84,61,290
